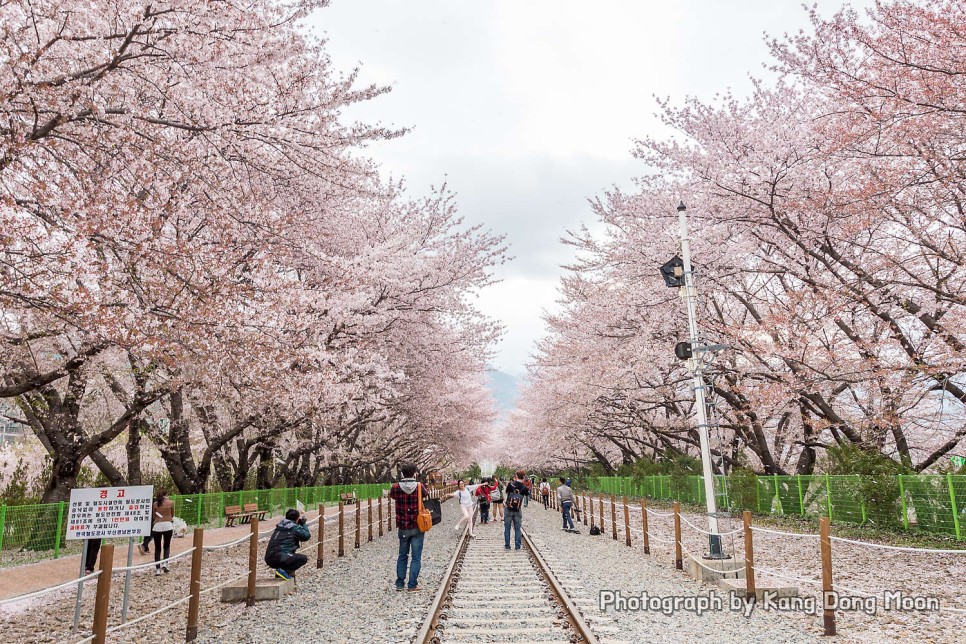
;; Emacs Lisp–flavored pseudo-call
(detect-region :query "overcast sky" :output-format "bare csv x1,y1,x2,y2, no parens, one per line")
312,0,871,377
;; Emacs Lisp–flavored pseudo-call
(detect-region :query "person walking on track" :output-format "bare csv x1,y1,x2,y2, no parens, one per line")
503,470,530,550
557,477,577,533
389,462,430,591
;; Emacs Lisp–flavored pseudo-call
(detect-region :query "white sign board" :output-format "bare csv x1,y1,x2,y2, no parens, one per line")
66,485,154,540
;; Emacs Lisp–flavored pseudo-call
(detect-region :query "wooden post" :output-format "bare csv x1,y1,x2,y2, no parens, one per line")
247,517,258,607
387,497,393,532
641,499,650,554
820,517,836,636
355,498,361,549
185,528,204,641
623,496,631,546
611,494,618,540
582,495,588,526
338,501,345,557
368,498,373,542
743,511,755,602
378,497,384,537
91,543,114,644
673,501,683,570
598,494,604,528
324,503,325,568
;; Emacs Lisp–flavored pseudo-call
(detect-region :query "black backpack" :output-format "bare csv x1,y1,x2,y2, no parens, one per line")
589,525,601,536
506,489,524,511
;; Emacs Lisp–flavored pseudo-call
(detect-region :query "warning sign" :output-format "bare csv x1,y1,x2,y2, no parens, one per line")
66,485,154,540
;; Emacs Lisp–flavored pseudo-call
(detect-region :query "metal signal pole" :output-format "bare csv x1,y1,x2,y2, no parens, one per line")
677,202,724,558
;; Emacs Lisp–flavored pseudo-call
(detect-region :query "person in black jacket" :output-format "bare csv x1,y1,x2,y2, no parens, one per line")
264,509,311,580
503,470,530,550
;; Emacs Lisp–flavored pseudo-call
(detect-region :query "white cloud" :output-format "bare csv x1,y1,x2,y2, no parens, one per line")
313,0,875,375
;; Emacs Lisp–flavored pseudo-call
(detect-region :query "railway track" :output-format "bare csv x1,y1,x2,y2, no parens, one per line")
414,523,599,644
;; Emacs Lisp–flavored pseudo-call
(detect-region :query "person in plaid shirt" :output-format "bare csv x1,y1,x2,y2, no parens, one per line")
389,463,429,591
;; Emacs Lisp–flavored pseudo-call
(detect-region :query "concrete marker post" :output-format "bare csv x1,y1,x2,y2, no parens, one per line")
368,498,374,542
641,499,650,554
378,498,384,537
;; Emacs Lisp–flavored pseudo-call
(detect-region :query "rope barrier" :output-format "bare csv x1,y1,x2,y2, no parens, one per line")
829,536,966,555
202,533,252,552
0,570,101,605
749,526,820,539
104,595,192,634
645,532,676,545
831,581,878,598
200,572,250,596
753,566,824,588
679,514,742,536
112,547,196,574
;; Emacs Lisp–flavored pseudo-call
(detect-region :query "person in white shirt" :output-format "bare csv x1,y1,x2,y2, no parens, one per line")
451,479,479,537
539,478,551,510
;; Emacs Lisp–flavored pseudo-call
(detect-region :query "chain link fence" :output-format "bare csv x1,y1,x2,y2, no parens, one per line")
0,483,390,566
589,474,964,540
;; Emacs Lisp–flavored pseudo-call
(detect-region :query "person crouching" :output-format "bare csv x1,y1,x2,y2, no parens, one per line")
264,508,311,580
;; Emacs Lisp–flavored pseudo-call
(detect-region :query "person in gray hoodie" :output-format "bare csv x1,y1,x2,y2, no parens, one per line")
389,463,430,591
264,508,311,580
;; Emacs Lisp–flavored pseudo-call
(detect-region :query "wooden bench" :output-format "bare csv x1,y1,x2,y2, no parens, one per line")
225,502,267,527
339,493,357,505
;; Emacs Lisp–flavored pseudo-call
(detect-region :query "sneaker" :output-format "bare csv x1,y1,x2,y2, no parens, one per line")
138,545,148,555
155,568,161,576
85,569,94,575
395,585,405,591
274,568,293,580
162,565,170,574
505,545,511,550
408,586,421,592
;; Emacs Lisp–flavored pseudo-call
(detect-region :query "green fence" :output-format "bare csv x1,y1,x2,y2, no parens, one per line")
0,483,390,560
588,474,965,540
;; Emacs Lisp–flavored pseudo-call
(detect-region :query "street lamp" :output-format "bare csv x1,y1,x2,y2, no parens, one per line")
660,201,726,559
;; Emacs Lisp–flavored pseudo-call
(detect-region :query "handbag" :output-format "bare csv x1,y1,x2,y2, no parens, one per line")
425,498,442,526
416,487,433,532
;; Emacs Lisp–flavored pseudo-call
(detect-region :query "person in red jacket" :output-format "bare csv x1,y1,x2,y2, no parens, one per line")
474,478,495,524
388,463,429,591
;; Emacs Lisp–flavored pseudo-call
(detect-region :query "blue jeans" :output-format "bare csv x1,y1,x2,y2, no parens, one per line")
562,501,575,530
396,528,424,589
504,509,522,549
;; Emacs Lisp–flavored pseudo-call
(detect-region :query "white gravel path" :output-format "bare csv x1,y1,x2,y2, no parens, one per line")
198,500,463,643
563,494,965,644
523,502,823,644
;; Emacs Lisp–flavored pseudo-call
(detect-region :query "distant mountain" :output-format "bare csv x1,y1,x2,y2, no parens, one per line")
486,369,520,416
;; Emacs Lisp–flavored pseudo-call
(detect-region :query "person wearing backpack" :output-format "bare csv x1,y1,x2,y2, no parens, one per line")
539,478,550,510
389,462,430,591
503,470,530,550
475,478,493,524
